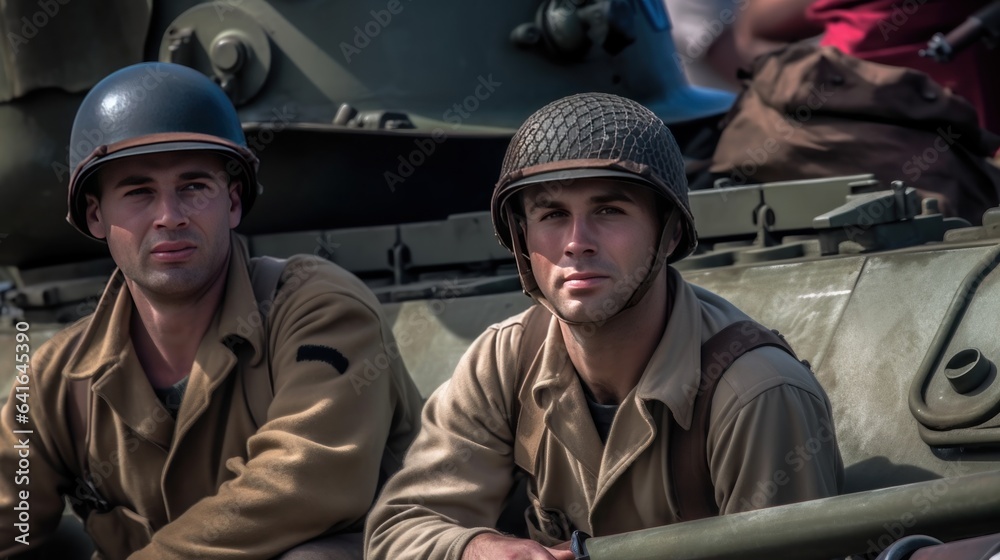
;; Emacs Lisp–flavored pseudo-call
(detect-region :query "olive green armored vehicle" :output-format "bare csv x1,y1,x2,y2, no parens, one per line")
1,1,999,558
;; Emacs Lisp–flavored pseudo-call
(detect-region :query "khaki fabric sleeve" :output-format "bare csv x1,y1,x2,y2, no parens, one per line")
0,330,84,556
707,347,844,515
132,267,419,559
365,323,523,560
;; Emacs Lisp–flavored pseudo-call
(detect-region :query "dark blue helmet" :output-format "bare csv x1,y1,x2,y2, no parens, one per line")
66,62,260,238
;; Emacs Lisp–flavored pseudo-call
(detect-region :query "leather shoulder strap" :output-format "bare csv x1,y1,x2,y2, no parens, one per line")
670,320,799,521
511,305,551,475
245,256,288,428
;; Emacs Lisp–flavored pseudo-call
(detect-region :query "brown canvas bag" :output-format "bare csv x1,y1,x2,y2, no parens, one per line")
710,43,1000,225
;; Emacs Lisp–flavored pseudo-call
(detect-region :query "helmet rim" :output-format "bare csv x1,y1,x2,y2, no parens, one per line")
67,135,260,240
491,159,697,265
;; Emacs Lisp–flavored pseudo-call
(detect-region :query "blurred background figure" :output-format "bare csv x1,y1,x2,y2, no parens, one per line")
664,0,746,92
734,0,1000,133
706,0,1000,224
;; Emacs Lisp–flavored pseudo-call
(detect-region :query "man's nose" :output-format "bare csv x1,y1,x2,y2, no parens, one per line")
564,216,597,257
153,193,189,229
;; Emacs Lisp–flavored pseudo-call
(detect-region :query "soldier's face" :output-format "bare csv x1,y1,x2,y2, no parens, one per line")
84,151,241,302
522,179,664,323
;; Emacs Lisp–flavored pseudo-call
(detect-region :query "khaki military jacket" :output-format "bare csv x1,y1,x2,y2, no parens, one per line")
366,267,844,559
0,234,423,559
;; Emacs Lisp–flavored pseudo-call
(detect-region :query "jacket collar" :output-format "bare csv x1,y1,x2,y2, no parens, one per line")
633,266,705,431
63,232,264,381
526,266,713,439
529,321,605,478
524,267,703,477
63,268,134,382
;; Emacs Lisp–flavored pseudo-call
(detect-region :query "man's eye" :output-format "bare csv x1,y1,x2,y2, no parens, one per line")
123,187,151,197
598,207,624,215
539,210,566,221
182,183,208,191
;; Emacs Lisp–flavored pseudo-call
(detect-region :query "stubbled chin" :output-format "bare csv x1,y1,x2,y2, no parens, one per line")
550,299,602,323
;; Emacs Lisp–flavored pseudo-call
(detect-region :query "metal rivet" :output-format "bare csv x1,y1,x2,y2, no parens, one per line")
211,35,247,73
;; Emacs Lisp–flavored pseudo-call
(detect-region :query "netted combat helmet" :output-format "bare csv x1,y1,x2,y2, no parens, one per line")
491,92,698,321
66,62,260,239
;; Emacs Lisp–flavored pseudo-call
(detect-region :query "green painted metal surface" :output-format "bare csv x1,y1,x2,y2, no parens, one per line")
584,471,1000,560
1,1,999,557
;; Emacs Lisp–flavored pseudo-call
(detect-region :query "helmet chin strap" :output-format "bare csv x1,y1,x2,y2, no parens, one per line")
622,207,679,311
508,204,680,327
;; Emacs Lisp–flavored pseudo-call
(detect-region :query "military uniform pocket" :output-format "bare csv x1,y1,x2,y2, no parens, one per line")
84,505,154,558
524,486,573,547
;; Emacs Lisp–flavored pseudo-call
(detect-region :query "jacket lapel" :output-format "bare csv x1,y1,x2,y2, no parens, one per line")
529,322,604,483
169,234,260,452
64,270,176,449
594,268,706,509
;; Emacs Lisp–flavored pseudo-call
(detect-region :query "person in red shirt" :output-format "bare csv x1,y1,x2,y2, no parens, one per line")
735,0,999,134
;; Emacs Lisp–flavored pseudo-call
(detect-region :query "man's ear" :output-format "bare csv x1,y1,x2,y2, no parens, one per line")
85,193,107,240
516,216,532,259
228,181,243,229
664,210,683,256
